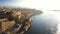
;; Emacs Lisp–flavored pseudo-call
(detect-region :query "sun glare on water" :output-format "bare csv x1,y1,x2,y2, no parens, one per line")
19,0,60,34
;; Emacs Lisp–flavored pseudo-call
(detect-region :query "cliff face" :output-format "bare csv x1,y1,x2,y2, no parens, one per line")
0,7,43,34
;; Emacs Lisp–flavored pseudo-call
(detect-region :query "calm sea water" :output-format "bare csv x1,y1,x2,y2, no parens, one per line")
25,11,60,34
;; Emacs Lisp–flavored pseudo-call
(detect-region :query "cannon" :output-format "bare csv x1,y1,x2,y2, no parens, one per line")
0,7,43,34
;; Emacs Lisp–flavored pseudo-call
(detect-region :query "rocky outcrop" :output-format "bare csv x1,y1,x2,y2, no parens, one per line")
0,7,43,34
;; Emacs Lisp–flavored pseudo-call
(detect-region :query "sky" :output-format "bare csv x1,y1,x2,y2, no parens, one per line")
0,0,60,10
0,0,21,2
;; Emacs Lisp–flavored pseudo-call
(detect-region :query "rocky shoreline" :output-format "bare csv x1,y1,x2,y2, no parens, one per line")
0,7,42,34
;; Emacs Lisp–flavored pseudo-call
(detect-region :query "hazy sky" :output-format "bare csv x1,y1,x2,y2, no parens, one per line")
0,0,22,2
0,0,60,10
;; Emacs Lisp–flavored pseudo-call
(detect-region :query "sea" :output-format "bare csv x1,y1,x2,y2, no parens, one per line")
24,10,60,34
